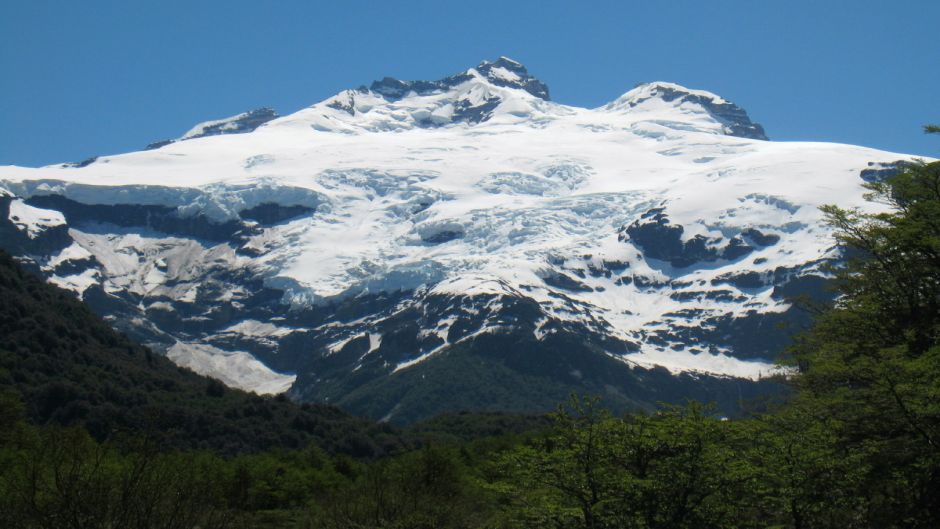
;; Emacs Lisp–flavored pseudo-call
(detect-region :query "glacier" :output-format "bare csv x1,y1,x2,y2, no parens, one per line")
0,57,921,422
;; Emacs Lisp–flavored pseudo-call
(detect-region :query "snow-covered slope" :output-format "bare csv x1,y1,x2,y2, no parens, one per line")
0,58,918,421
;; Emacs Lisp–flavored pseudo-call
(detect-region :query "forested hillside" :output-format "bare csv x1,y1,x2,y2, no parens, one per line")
0,250,408,457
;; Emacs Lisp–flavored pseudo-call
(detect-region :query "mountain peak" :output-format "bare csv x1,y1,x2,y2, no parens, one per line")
368,57,550,102
0,58,912,421
473,57,550,100
606,82,768,140
615,82,729,107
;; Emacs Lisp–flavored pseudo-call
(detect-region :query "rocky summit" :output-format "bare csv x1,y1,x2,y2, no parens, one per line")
0,58,913,423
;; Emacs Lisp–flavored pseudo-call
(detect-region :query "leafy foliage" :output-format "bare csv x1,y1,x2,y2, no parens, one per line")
787,158,940,527
492,398,768,529
0,250,407,457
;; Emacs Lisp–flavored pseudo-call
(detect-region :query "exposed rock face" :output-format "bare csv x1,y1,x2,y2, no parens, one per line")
620,208,779,268
25,194,250,242
370,57,550,102
144,139,175,150
145,107,279,150
361,57,551,126
860,160,911,183
61,156,99,168
614,82,768,140
473,57,551,100
0,196,72,255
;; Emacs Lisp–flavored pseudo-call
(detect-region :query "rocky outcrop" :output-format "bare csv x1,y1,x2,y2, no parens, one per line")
369,57,550,102
617,83,767,140
620,208,779,268
860,160,911,183
145,107,279,150
364,57,550,126
0,196,72,255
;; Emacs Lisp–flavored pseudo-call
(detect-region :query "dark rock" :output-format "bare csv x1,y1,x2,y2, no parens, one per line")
860,160,911,183
771,273,833,303
61,156,99,168
602,260,630,273
473,57,550,100
0,196,73,256
326,95,356,116
189,107,278,139
145,107,278,149
451,95,502,124
622,208,755,268
633,275,669,289
541,271,593,292
144,139,175,151
628,84,767,140
712,271,769,289
740,228,780,246
670,290,702,302
614,276,633,286
26,195,249,243
586,263,612,278
722,237,754,260
366,57,549,127
53,255,99,276
620,208,687,262
703,290,743,302
621,209,782,269
370,57,549,103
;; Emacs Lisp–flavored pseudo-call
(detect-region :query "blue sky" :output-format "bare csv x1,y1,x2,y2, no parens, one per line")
1,0,937,166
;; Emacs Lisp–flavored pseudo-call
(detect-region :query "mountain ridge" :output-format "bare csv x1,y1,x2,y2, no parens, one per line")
0,57,917,422
125,57,766,149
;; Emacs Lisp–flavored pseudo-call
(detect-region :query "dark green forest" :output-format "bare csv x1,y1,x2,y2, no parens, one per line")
2,146,940,527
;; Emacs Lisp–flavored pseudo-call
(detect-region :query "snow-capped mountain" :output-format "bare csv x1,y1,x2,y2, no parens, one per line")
0,57,916,422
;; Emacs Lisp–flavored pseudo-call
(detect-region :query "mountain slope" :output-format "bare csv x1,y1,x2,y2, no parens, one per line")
0,250,406,455
0,58,918,422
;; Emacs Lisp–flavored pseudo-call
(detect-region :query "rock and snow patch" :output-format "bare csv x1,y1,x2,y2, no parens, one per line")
621,348,784,381
488,66,522,83
49,269,100,296
222,320,296,339
8,199,65,238
167,342,295,395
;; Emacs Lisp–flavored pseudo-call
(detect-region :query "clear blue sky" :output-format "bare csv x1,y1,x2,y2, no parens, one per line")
2,0,937,167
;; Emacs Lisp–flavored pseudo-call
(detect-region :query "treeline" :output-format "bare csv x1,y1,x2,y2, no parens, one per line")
2,155,939,528
2,390,934,528
0,392,535,528
0,249,408,457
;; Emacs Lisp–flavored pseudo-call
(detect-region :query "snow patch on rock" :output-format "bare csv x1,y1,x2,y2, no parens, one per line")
167,341,295,395
8,199,65,238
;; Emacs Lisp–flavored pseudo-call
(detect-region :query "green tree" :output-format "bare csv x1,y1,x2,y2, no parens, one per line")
790,156,940,527
492,398,765,529
319,444,490,529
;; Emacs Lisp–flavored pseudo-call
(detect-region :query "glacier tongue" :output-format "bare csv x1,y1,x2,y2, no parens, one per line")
0,58,923,413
